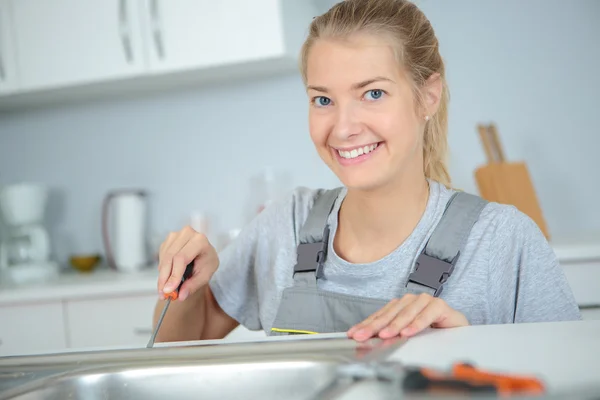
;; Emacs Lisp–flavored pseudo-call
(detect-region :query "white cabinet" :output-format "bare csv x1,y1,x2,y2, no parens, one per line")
65,294,157,349
0,302,67,357
0,0,17,94
0,0,316,108
10,0,147,92
581,308,600,321
141,0,286,73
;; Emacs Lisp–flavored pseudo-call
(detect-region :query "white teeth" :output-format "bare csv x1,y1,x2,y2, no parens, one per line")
337,143,378,159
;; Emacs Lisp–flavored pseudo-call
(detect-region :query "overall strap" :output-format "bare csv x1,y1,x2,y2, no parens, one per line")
293,188,342,287
406,191,488,297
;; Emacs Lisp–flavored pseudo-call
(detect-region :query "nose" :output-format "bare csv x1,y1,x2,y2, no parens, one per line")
332,101,363,140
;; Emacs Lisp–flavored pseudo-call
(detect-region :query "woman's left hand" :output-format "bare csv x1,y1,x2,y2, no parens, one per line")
347,293,469,342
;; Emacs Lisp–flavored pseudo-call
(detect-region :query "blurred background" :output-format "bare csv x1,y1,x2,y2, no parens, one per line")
0,0,598,356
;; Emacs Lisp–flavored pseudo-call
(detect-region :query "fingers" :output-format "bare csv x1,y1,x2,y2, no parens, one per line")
348,293,461,342
379,295,444,339
177,251,218,301
156,226,218,300
157,232,178,293
347,300,396,336
157,230,190,291
164,233,207,293
348,295,417,342
398,298,447,337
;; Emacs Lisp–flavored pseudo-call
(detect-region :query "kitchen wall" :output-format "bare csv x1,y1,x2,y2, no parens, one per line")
0,0,598,266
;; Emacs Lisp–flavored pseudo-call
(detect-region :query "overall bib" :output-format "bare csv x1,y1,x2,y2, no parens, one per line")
269,188,488,336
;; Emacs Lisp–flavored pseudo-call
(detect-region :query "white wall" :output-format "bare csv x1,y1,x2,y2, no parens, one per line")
0,0,598,266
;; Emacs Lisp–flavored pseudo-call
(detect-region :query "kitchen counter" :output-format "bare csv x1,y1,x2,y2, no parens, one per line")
0,236,598,305
0,267,158,306
393,320,600,393
550,234,600,262
147,320,600,393
2,320,599,398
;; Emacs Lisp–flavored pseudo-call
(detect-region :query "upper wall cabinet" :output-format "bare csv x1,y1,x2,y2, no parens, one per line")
0,0,18,94
141,0,286,73
10,0,147,92
0,0,317,109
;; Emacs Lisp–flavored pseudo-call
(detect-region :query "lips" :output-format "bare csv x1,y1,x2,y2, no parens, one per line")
332,142,383,165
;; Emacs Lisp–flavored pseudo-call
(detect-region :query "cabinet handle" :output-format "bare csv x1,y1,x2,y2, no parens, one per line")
150,0,165,60
133,328,153,336
0,5,6,81
118,0,133,63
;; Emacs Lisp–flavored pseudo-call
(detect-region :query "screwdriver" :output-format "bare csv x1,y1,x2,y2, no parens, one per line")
146,261,194,348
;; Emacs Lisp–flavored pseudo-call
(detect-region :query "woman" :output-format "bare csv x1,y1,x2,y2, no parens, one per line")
153,0,581,343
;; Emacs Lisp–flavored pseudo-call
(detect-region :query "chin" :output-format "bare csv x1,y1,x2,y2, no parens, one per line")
336,171,390,192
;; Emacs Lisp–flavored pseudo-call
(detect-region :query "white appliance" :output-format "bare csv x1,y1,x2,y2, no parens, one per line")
0,183,59,285
101,189,150,273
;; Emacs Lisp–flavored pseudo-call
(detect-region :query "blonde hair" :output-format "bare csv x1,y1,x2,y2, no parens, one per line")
300,0,451,187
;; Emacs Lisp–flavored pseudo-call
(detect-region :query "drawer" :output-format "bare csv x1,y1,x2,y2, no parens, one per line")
561,261,600,306
65,293,158,349
0,302,67,357
580,307,600,321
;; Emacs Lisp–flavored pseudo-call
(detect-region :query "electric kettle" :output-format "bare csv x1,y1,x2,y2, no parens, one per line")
101,189,149,272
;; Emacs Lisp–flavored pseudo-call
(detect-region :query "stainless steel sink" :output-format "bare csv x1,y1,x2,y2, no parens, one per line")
2,336,597,400
0,336,407,400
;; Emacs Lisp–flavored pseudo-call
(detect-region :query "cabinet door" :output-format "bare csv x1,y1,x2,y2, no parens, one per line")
562,261,600,306
581,308,600,321
0,0,17,94
10,0,147,91
65,294,158,349
0,302,67,357
141,0,285,73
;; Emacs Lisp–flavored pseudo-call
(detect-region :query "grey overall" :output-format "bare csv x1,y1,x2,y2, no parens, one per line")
269,188,488,336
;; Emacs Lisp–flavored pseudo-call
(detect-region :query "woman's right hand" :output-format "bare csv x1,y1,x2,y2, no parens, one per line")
157,226,219,302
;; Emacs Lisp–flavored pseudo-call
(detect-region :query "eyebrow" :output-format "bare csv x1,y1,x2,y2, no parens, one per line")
307,76,395,93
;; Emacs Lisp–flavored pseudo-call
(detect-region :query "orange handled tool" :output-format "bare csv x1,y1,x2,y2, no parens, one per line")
403,362,546,397
146,262,194,348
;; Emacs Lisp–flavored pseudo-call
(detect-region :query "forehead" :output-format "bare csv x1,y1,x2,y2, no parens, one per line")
306,34,403,86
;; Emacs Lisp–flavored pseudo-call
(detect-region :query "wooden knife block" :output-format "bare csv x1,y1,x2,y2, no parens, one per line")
474,123,551,239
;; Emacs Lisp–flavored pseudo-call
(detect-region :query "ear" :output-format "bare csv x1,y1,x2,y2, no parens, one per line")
421,72,443,118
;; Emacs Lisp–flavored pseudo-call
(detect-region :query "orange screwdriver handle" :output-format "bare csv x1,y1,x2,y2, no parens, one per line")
451,363,546,395
416,363,546,396
161,262,194,301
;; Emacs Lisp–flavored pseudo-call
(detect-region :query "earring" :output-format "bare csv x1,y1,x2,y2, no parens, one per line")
425,115,430,121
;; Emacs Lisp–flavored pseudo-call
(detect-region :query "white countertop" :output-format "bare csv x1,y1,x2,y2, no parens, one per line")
0,235,599,307
22,320,599,395
160,320,600,394
0,267,158,306
393,320,600,394
550,234,600,262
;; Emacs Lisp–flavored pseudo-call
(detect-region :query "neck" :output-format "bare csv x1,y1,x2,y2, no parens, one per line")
335,175,430,263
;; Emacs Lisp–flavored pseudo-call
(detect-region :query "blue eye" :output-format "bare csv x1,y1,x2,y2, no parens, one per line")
313,96,332,107
365,89,384,101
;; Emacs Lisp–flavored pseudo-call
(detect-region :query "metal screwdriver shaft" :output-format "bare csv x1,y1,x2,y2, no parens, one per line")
146,262,194,348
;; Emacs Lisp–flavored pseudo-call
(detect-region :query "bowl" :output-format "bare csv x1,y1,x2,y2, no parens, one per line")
70,254,101,273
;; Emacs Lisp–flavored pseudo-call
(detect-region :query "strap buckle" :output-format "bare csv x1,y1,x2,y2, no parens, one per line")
406,250,460,297
293,226,330,278
293,242,327,277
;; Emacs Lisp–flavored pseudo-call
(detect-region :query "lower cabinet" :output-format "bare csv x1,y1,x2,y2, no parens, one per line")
581,308,600,321
65,293,158,349
0,301,67,357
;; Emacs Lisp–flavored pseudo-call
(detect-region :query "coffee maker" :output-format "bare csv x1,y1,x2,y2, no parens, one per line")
0,183,59,285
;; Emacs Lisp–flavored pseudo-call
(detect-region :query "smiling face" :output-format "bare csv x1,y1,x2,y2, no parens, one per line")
306,34,429,192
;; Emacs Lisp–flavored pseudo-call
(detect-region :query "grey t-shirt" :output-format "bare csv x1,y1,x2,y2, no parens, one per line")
209,180,581,333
